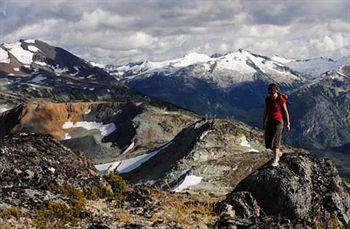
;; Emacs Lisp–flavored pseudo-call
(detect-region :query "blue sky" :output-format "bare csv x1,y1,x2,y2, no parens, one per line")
1,0,349,64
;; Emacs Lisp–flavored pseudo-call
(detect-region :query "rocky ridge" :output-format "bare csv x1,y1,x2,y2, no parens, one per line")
121,119,294,195
0,100,197,164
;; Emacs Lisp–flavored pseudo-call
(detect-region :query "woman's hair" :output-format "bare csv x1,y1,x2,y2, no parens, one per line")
268,83,279,94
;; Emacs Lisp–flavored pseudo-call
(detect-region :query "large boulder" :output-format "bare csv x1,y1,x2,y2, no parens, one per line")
230,152,350,228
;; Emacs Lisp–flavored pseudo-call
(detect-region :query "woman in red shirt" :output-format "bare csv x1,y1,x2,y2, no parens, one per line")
263,83,291,167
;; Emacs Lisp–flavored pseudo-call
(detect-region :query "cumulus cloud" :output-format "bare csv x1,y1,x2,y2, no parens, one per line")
0,0,349,64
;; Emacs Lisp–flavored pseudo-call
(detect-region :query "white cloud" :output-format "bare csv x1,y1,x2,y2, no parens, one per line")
1,0,349,64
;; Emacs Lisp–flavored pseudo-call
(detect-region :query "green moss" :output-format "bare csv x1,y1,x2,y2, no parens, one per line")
0,207,22,219
104,173,128,193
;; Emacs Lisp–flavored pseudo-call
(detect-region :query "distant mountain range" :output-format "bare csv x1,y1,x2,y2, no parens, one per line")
106,50,350,152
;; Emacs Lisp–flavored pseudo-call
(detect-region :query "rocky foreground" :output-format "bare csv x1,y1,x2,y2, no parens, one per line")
216,152,350,228
0,134,349,228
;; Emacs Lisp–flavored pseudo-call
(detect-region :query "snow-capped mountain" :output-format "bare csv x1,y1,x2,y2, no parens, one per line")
0,39,128,106
282,56,350,80
111,49,303,87
106,49,306,129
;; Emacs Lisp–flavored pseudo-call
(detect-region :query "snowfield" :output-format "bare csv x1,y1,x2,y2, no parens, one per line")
27,45,39,52
94,151,158,174
113,49,304,87
62,121,116,136
3,42,34,65
0,47,10,64
172,175,203,192
95,142,172,173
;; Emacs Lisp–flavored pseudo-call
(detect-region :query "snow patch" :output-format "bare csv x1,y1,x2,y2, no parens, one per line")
90,61,105,68
62,121,116,136
116,151,158,173
240,140,251,148
172,175,202,192
34,61,47,66
27,45,39,52
95,142,172,173
271,55,292,64
95,161,120,173
62,121,74,129
24,39,35,43
0,105,11,113
248,149,259,153
53,65,69,75
30,75,46,83
95,152,157,173
64,133,72,140
0,48,10,64
3,42,34,64
122,141,135,155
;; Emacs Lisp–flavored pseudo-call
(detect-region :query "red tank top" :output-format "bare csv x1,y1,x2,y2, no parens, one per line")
265,95,286,121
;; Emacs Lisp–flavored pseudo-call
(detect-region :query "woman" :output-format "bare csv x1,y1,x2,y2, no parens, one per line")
263,83,291,167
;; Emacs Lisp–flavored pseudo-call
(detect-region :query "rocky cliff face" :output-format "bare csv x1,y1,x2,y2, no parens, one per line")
216,152,350,228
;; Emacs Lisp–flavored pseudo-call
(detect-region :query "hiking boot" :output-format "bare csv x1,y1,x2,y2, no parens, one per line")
278,151,283,157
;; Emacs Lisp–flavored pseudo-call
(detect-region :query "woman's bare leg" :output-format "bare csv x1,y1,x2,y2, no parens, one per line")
272,148,280,166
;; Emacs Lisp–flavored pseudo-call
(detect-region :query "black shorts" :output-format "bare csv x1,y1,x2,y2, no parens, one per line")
265,120,284,149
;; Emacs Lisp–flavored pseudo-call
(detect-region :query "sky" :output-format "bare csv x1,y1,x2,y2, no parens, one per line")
0,0,349,65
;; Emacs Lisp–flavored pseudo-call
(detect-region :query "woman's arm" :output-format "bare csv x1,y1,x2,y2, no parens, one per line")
282,103,290,131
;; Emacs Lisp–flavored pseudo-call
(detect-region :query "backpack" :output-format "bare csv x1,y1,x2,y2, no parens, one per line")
276,92,290,123
277,92,288,107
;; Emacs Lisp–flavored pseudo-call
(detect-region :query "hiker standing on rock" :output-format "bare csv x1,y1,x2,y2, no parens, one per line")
263,83,290,167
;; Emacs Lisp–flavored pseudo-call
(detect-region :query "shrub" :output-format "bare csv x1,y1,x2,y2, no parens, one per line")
0,207,22,219
57,184,87,215
86,184,114,200
104,173,128,193
33,202,76,228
